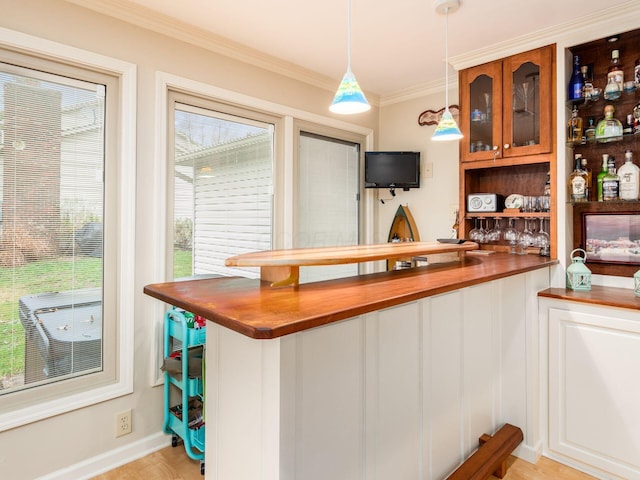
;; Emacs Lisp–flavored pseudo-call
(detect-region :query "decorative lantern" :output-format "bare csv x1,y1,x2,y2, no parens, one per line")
634,269,640,297
566,248,591,291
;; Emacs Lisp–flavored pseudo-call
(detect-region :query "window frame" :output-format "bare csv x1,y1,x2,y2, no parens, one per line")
0,27,136,431
152,72,375,383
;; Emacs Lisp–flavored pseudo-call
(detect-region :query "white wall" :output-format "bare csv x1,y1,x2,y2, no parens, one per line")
376,88,460,243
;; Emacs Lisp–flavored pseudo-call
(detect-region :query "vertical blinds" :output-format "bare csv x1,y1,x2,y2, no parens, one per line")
297,132,360,283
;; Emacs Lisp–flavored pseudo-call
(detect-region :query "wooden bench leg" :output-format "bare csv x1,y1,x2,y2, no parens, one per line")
479,434,507,478
445,423,523,480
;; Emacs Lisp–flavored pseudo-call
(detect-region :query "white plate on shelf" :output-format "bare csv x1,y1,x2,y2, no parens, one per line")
505,194,524,209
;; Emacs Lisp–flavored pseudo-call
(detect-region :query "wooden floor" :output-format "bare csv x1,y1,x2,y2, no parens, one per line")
92,446,597,480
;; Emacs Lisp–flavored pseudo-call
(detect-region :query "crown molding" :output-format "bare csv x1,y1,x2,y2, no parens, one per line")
63,0,380,106
449,0,640,72
380,77,457,107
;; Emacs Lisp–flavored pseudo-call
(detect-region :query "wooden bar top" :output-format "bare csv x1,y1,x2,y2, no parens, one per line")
538,285,640,311
225,241,478,287
144,253,556,339
225,241,478,267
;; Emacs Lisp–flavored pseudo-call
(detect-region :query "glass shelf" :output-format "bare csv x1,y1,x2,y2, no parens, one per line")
567,134,639,148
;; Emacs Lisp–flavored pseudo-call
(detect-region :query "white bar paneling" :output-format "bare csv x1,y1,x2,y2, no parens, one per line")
428,291,464,479
463,282,498,458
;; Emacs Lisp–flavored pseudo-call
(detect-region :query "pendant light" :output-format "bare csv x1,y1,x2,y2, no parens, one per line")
432,0,463,141
330,0,370,114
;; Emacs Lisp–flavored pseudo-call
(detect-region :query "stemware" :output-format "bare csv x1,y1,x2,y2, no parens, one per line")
517,219,535,255
487,217,502,242
504,218,518,253
469,218,482,242
469,217,488,244
533,217,550,256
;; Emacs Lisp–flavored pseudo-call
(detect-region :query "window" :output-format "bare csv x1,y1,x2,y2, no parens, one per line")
0,33,135,431
169,97,275,280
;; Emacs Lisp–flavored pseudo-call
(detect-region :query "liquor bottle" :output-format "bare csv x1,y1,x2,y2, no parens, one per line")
635,58,640,87
567,106,583,143
543,171,551,197
596,153,609,202
568,55,583,101
568,154,588,202
618,150,640,201
581,157,592,200
596,105,623,142
584,116,596,142
604,75,622,100
581,65,593,99
623,114,635,135
602,156,619,202
608,49,624,91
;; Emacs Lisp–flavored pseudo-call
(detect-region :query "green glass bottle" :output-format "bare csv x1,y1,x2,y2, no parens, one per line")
596,153,609,201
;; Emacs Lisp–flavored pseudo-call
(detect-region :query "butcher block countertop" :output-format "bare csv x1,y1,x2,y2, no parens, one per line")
144,253,557,339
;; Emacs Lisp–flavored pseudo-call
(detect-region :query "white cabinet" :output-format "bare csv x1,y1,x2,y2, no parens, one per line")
540,297,640,479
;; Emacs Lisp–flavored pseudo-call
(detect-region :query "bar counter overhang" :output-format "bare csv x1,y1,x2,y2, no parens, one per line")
144,249,557,480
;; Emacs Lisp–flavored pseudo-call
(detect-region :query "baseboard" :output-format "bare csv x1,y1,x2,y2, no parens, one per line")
37,431,169,480
513,440,543,464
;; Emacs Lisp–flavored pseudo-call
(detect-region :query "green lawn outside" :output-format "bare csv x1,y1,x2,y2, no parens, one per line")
0,251,194,382
0,257,103,380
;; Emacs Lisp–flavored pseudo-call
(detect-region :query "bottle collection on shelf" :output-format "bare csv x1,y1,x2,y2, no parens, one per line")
569,149,639,202
567,50,640,145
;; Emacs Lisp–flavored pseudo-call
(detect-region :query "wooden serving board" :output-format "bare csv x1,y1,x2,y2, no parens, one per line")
225,241,478,287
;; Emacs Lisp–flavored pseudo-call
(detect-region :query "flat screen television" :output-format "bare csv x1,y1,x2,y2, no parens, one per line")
364,151,420,190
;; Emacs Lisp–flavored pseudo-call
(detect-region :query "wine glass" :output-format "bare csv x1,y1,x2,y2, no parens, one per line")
517,219,535,255
504,218,518,253
469,218,482,242
533,218,550,256
487,217,502,242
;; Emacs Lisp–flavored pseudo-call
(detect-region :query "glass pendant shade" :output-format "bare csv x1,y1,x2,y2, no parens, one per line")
432,109,463,141
330,0,370,114
330,69,370,114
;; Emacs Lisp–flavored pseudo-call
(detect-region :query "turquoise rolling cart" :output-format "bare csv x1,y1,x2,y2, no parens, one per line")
163,307,206,475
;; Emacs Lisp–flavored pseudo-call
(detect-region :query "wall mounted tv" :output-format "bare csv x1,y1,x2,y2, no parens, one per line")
364,151,420,190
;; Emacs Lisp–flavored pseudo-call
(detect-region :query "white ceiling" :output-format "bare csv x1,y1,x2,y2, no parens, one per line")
69,0,633,98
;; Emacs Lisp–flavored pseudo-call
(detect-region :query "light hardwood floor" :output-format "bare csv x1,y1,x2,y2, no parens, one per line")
92,446,597,480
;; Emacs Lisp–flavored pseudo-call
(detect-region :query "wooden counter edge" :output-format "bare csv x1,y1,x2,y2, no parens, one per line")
538,285,640,311
145,257,558,340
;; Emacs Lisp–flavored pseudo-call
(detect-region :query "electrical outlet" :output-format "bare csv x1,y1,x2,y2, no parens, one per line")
115,409,132,437
424,162,434,178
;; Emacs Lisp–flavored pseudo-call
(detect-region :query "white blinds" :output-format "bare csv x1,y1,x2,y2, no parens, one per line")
0,63,104,394
297,132,360,283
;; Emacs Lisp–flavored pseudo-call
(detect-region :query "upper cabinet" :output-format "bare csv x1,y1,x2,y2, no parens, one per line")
460,46,554,162
458,45,557,259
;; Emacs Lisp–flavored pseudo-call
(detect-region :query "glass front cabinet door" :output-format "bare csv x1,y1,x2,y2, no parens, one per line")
460,45,553,162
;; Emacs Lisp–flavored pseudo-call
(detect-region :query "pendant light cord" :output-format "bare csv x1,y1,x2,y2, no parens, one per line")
347,0,352,73
444,6,449,108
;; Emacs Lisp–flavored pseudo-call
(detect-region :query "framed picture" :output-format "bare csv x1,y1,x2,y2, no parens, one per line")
583,212,640,265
